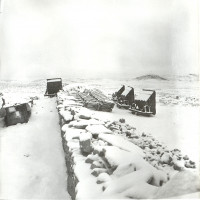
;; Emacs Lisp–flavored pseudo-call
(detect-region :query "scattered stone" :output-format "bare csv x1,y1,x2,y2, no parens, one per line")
132,135,139,139
142,132,146,137
189,160,195,165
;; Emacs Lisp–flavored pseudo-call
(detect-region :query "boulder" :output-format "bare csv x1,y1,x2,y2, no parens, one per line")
183,155,189,160
59,110,73,122
160,153,172,164
79,132,93,154
173,159,185,171
78,109,93,120
86,125,112,136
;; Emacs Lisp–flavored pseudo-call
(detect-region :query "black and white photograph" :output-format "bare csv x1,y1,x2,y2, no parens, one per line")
0,0,200,199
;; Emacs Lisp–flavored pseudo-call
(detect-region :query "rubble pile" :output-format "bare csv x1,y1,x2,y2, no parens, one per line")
158,93,200,107
105,120,196,171
56,87,199,199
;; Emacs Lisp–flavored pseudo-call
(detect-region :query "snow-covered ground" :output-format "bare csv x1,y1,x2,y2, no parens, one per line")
0,97,71,199
0,77,199,199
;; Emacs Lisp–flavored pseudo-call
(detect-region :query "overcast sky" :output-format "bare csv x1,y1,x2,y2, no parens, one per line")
0,0,199,80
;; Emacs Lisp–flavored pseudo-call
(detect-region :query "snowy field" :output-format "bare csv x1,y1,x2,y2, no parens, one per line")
0,96,71,199
0,77,200,199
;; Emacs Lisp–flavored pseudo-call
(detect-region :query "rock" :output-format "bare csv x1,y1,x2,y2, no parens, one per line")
69,120,89,129
85,154,99,164
119,118,125,123
113,130,121,135
109,125,120,131
71,110,76,116
183,155,189,160
185,161,196,168
189,160,195,165
126,131,132,137
156,147,163,155
96,173,111,184
132,135,139,139
86,125,112,135
184,162,192,168
142,132,146,137
105,121,113,128
160,153,172,164
151,160,159,168
91,161,105,169
98,140,107,146
79,114,91,120
149,144,155,149
91,168,108,177
0,108,6,118
93,146,104,156
79,132,93,154
173,159,185,171
120,125,128,133
59,110,73,122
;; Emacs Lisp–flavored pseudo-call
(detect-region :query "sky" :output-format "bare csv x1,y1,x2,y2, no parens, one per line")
0,0,199,80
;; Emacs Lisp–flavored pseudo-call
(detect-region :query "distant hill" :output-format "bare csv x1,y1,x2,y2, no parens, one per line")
135,74,168,81
177,74,199,81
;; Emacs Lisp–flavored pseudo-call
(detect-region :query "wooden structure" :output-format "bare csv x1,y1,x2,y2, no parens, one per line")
4,103,31,126
129,89,156,116
78,88,114,112
112,85,125,101
45,78,62,97
117,87,134,109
